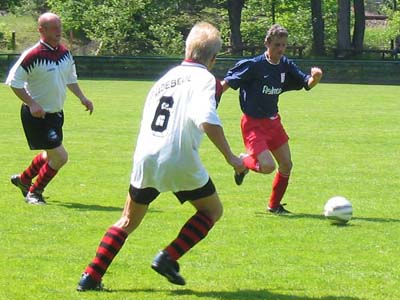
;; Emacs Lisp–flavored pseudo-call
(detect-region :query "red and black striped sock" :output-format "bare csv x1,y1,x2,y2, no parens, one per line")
29,162,57,193
20,153,46,185
84,226,128,282
165,211,214,261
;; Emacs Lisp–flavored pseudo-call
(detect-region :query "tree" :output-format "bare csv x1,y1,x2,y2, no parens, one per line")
352,0,365,51
227,0,245,55
42,0,344,57
337,0,351,54
336,0,365,56
0,0,20,10
11,0,48,16
311,0,325,55
48,0,228,55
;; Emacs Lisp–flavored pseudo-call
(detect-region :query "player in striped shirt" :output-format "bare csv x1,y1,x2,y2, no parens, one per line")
222,24,323,214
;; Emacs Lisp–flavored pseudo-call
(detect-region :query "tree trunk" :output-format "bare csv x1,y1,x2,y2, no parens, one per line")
311,0,325,55
271,0,276,24
337,0,351,56
352,0,365,51
227,0,245,55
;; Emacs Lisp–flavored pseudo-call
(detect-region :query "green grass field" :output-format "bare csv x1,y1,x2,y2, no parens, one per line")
0,80,399,300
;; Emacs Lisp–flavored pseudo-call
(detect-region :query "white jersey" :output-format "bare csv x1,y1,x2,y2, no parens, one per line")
5,41,78,113
130,61,221,192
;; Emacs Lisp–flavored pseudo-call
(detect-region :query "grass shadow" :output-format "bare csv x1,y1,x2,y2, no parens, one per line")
172,288,361,300
50,200,122,211
110,288,361,300
50,200,164,213
254,211,400,223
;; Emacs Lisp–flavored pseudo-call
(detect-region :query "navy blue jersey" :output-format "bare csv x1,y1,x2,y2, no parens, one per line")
224,54,310,118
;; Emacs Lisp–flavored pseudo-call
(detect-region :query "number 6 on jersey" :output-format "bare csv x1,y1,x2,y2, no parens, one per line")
151,96,174,133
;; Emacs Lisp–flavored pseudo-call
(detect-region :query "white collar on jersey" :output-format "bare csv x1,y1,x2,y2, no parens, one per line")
181,60,207,69
40,40,59,51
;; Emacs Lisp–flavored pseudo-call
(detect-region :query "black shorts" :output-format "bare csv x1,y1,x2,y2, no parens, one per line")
129,177,216,205
20,104,64,150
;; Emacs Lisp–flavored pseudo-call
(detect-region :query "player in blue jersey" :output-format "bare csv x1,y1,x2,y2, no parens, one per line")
222,24,323,214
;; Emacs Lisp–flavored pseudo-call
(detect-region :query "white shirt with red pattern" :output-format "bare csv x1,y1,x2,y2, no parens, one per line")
6,40,78,113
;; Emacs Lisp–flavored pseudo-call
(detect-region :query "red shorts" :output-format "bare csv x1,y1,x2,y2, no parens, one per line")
241,114,289,156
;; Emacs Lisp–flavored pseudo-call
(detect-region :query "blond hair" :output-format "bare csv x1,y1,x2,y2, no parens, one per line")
185,22,221,66
265,24,288,43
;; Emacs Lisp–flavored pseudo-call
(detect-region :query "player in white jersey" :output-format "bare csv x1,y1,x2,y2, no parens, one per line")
6,12,93,205
131,61,223,192
77,22,245,291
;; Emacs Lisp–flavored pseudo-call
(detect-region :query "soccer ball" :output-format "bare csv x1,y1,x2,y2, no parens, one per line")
324,196,353,224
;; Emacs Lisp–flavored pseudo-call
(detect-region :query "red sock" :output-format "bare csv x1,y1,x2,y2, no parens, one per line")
165,211,214,261
29,162,57,193
20,153,46,185
243,155,260,172
85,226,128,282
268,172,290,209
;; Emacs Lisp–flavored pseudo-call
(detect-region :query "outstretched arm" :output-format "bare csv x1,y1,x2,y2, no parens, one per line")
220,80,231,93
201,122,245,174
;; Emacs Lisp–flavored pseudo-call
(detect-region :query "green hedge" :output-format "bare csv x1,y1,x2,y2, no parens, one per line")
1,54,400,85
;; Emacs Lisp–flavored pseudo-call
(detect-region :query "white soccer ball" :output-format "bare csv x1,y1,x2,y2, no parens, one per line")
324,196,353,224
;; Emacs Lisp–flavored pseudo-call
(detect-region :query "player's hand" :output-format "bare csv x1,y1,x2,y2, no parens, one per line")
307,67,323,89
80,97,94,115
229,154,246,174
29,101,46,118
311,67,323,81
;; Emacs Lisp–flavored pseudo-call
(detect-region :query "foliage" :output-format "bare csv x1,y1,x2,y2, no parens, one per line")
388,11,400,39
362,5,400,50
84,0,154,55
0,22,6,40
0,22,16,51
275,2,313,48
148,24,184,56
382,7,400,41
381,0,399,11
238,0,338,54
46,0,226,55
45,0,90,40
2,0,400,56
364,26,392,49
240,0,270,47
9,0,48,16
321,0,338,50
0,0,20,11
47,0,339,55
0,14,37,53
